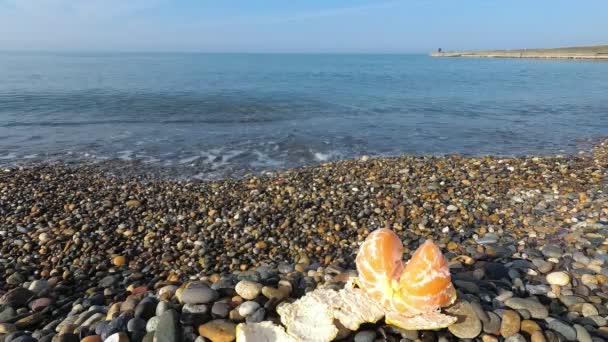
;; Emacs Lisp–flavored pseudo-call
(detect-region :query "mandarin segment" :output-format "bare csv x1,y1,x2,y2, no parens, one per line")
356,229,456,318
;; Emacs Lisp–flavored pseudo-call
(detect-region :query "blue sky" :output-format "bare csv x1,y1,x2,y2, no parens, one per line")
0,0,606,53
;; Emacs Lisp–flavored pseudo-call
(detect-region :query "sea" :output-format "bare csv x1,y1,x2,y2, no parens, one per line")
1,52,607,179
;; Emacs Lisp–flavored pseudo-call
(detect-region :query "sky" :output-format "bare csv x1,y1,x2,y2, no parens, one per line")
0,0,606,53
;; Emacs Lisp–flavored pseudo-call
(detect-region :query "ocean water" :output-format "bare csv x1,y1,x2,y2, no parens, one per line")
1,52,607,178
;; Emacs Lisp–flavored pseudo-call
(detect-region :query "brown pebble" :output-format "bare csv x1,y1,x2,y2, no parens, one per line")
500,310,521,338
80,336,102,342
113,255,126,267
530,331,547,342
481,334,498,342
520,319,541,335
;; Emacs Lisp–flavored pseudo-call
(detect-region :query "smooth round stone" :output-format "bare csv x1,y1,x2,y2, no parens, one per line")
183,304,209,315
154,310,180,342
1,287,35,307
576,315,606,327
81,336,102,342
28,279,51,295
57,333,79,342
6,272,25,285
155,301,172,317
482,311,501,335
261,286,289,301
238,301,260,317
198,320,236,342
445,301,482,339
180,286,218,305
532,259,553,273
0,306,17,322
477,234,498,245
559,295,585,307
354,330,376,342
574,285,591,297
542,245,564,258
526,284,551,295
545,318,576,341
145,316,159,333
521,320,541,335
277,263,294,274
112,256,127,267
0,323,17,334
11,336,38,342
578,303,598,317
98,275,119,288
104,332,129,342
481,334,498,342
158,285,178,298
30,297,53,312
505,334,526,342
211,302,230,318
245,308,265,324
574,324,592,342
504,298,548,319
235,281,262,300
581,274,598,286
500,310,521,338
573,252,591,265
134,298,157,320
530,331,547,342
546,272,570,286
469,302,489,323
127,318,147,332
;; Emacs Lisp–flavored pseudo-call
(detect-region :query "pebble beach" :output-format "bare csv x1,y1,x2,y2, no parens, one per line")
1,140,608,342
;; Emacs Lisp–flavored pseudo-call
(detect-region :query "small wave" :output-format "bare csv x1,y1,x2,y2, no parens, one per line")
251,150,283,168
313,152,332,162
0,152,17,160
117,150,134,161
179,155,200,164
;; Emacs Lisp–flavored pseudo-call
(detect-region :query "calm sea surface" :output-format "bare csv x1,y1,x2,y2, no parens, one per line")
1,52,607,178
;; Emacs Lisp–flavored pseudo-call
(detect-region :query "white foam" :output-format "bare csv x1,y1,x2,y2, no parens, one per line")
251,150,282,168
179,155,200,164
314,152,331,162
117,150,133,161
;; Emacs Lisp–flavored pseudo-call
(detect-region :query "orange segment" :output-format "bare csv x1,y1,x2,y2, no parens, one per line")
355,229,404,308
356,230,457,317
394,240,456,314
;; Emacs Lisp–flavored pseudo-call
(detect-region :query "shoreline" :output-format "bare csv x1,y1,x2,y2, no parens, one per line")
431,45,608,60
1,140,608,341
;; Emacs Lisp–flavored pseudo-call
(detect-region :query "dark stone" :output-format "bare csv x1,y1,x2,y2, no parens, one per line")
4,331,27,342
100,314,130,340
0,306,17,322
99,275,119,288
10,336,38,342
57,333,79,342
211,302,230,318
134,297,157,320
128,318,147,332
83,294,105,308
180,312,209,327
0,288,35,308
484,263,510,280
130,330,146,342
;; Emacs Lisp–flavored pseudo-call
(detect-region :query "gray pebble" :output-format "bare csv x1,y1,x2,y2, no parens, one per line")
354,330,376,342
